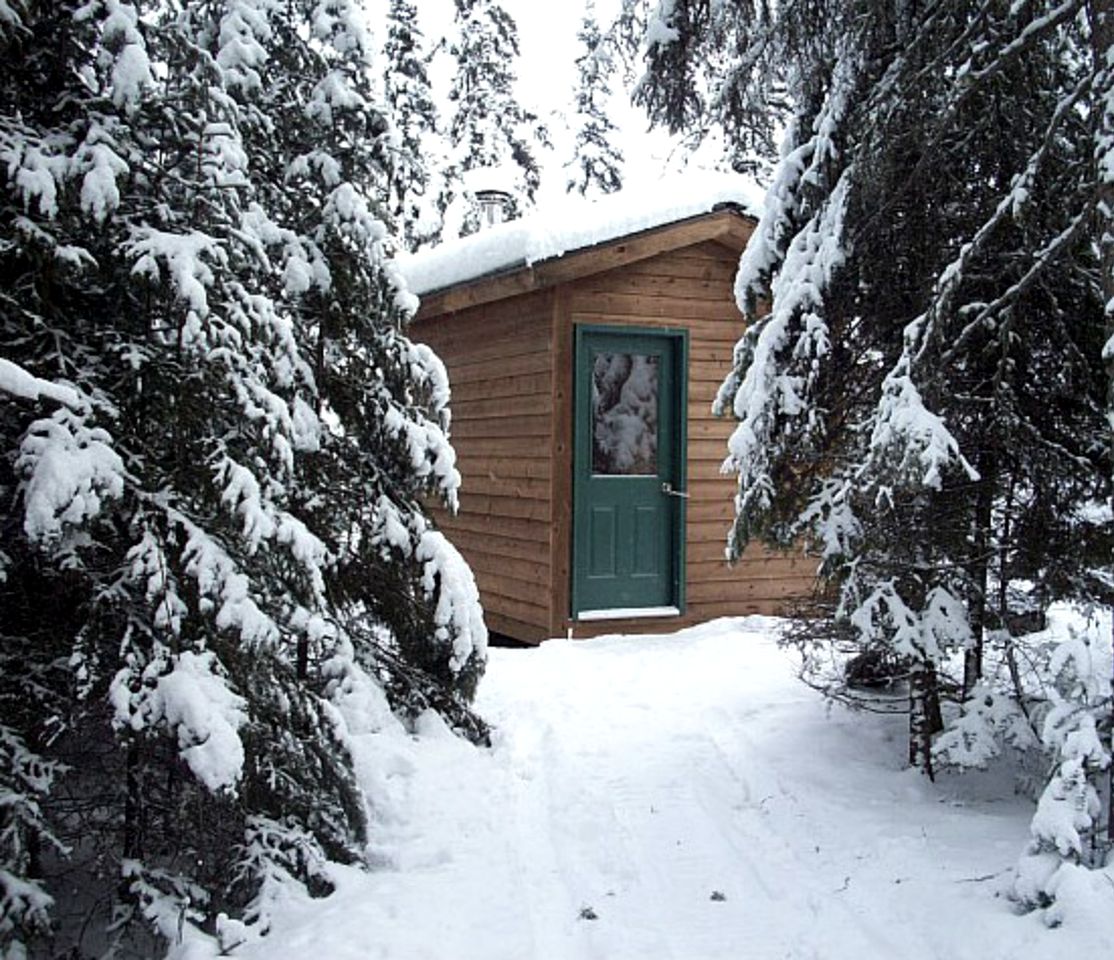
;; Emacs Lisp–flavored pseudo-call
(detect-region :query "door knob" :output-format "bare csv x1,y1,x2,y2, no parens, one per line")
661,482,689,499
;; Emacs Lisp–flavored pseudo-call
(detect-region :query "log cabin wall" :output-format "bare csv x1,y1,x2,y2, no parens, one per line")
560,238,816,640
413,288,558,643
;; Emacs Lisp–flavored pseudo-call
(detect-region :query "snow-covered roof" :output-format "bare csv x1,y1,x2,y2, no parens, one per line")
398,173,763,297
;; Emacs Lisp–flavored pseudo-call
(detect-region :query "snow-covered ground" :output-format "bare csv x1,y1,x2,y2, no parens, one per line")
232,617,1112,960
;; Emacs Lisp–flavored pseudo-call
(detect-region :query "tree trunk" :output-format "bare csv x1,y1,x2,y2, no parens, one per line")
964,453,996,700
909,660,943,780
123,740,142,861
1092,0,1114,860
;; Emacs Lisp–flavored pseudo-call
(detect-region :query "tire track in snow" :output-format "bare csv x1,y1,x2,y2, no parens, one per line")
483,635,910,960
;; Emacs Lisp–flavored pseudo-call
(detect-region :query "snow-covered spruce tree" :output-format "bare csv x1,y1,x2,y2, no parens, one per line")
1013,621,1112,919
627,0,1111,778
566,2,624,197
1,1,486,954
381,0,442,250
441,0,547,235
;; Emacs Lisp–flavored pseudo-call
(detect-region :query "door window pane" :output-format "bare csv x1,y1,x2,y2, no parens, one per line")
591,352,659,475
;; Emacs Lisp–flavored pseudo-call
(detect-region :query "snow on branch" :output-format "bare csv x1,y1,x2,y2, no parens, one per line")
126,227,227,344
217,1,274,93
0,0,23,31
77,0,155,111
126,528,188,636
110,650,248,792
643,0,680,51
0,726,66,945
177,514,281,647
415,527,487,674
16,406,125,545
847,580,970,663
723,168,851,486
0,357,83,408
372,496,487,676
797,475,861,567
865,341,979,492
1,136,69,218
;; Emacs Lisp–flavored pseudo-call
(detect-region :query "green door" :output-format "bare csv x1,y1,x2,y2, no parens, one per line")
572,327,687,617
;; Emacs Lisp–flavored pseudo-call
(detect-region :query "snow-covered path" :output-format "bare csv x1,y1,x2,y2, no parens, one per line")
236,618,1112,960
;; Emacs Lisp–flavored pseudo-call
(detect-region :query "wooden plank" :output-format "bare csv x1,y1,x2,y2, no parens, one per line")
687,576,816,604
429,330,552,367
691,564,818,587
549,289,573,635
417,304,546,351
415,269,543,319
675,239,748,260
535,212,750,285
438,511,551,544
686,420,747,442
691,359,751,381
687,404,730,422
448,435,556,458
687,499,737,523
621,256,737,282
452,392,554,420
473,565,552,601
466,549,550,586
570,614,686,639
444,351,552,384
570,315,741,346
685,477,744,499
687,547,813,571
456,492,551,522
688,342,744,364
688,438,735,461
689,387,734,407
486,610,551,645
446,529,550,565
681,598,797,619
452,413,552,439
685,539,808,564
568,292,744,322
574,272,731,302
454,473,550,500
472,585,550,626
454,455,552,480
685,519,739,543
424,303,551,353
447,371,551,402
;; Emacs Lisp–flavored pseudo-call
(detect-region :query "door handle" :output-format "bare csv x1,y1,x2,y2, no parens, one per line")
661,482,689,499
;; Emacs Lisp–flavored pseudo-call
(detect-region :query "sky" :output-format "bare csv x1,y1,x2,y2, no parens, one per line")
397,0,705,207
507,0,698,200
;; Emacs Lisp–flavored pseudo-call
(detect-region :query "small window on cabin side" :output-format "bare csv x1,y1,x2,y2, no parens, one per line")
591,352,659,475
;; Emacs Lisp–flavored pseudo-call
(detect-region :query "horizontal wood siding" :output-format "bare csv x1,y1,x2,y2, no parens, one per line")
411,289,555,644
564,239,816,639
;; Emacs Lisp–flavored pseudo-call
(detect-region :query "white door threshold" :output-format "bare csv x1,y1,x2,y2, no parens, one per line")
576,606,681,622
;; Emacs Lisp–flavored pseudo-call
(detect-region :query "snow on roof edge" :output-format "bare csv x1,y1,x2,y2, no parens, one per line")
398,173,763,299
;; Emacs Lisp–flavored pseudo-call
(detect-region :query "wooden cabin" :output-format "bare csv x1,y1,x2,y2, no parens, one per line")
403,194,816,644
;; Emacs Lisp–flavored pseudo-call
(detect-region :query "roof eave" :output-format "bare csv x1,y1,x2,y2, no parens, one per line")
411,206,754,321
